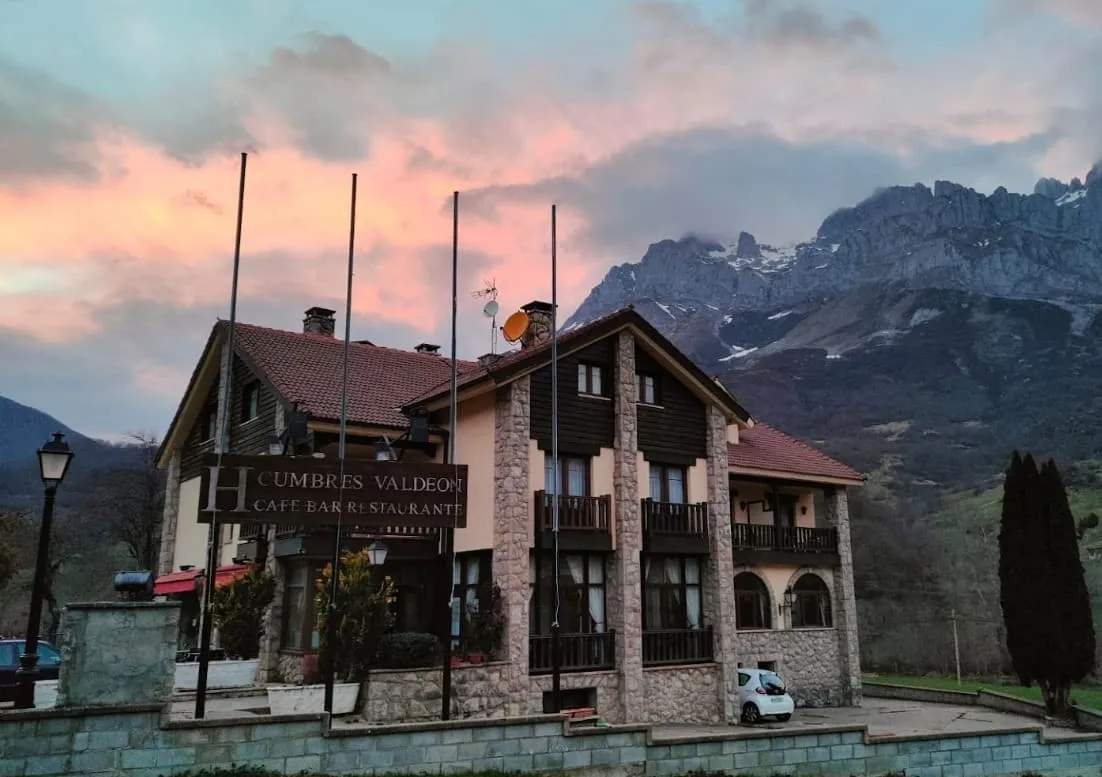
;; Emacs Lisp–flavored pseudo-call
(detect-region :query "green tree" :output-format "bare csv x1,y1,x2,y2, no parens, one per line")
211,566,275,660
999,452,1096,717
315,550,395,684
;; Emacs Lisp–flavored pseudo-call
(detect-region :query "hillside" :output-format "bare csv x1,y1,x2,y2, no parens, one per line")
568,165,1102,673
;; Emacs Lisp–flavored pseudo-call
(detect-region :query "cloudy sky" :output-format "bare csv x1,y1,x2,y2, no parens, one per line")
1,0,1100,441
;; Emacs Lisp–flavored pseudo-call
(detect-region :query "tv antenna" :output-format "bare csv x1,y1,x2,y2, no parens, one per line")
473,279,501,354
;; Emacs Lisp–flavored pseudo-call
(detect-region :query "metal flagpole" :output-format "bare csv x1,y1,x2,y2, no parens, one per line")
195,151,248,719
550,203,562,711
441,190,459,720
325,172,358,716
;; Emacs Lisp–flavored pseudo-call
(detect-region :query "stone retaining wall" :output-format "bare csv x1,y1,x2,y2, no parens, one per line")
734,628,842,706
363,663,511,722
642,664,720,724
3,704,1102,777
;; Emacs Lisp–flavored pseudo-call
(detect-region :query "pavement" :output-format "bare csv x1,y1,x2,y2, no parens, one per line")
161,693,1096,741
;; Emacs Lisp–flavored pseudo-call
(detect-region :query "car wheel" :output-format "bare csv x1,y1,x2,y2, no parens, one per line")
776,713,792,722
742,702,761,724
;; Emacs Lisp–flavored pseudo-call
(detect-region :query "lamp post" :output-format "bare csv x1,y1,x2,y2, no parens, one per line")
14,432,74,709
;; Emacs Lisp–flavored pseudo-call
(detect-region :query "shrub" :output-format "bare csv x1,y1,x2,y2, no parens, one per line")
210,566,275,660
467,581,505,658
377,632,441,669
315,549,396,683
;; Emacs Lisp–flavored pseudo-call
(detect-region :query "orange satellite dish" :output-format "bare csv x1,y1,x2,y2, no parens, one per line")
501,310,530,343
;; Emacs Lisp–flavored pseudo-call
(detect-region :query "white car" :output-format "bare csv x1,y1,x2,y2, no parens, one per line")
737,667,795,723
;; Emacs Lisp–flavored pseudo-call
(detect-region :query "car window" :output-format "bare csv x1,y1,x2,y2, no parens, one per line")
737,671,750,687
0,644,14,665
761,671,785,690
36,644,60,663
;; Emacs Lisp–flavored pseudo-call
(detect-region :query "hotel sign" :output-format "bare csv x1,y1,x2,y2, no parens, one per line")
197,454,468,528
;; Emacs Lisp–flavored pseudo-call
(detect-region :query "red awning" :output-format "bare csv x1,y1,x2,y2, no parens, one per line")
153,568,202,596
214,564,251,587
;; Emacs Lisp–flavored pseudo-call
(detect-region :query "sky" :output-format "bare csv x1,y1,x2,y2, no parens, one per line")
2,0,1101,442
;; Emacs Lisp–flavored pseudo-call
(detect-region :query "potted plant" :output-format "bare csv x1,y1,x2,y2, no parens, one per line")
466,580,505,664
266,550,395,716
176,566,274,691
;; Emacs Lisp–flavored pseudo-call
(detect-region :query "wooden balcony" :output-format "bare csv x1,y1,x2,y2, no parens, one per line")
642,627,714,666
534,491,613,551
731,523,840,566
528,631,616,675
641,499,710,554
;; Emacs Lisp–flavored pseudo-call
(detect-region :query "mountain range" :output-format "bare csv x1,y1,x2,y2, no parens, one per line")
567,164,1102,504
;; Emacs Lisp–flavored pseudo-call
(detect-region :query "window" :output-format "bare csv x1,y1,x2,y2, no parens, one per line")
577,362,604,396
241,381,261,423
281,562,323,651
452,551,492,643
649,464,686,504
388,561,435,634
791,573,833,628
643,556,702,630
201,405,218,441
733,572,772,630
545,455,589,497
775,494,797,528
529,553,606,635
637,372,658,404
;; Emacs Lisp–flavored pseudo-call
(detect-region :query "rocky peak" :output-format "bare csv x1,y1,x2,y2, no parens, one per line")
735,231,761,259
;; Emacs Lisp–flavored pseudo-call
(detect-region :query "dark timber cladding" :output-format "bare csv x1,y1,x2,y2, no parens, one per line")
198,454,469,528
635,344,706,464
529,338,615,453
181,355,276,480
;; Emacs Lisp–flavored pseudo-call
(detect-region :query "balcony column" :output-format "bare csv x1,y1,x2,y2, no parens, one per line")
705,405,739,722
257,403,287,684
824,486,862,705
156,450,182,576
609,330,643,722
493,377,532,716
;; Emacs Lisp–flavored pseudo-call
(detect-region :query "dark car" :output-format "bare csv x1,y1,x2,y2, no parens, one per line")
0,640,61,702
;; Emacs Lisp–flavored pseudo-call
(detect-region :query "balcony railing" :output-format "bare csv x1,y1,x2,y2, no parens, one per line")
642,499,709,538
642,626,715,666
534,492,612,533
732,523,838,553
529,631,616,675
239,524,263,541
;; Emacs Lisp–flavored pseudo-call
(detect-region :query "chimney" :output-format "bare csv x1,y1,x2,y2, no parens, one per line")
303,306,336,336
519,300,554,349
415,343,441,355
478,353,503,370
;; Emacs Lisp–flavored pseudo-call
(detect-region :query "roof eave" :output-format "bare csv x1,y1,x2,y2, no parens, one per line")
155,324,224,469
728,465,865,488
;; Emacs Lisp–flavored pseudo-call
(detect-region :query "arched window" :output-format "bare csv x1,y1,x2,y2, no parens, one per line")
733,572,771,630
790,573,832,628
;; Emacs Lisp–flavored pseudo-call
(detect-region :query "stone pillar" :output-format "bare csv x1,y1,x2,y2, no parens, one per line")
257,403,287,684
704,405,739,722
157,450,182,576
825,486,862,705
493,377,531,716
610,331,644,722
56,602,180,707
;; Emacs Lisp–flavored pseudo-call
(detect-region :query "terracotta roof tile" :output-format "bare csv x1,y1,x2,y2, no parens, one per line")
229,322,481,428
729,422,863,483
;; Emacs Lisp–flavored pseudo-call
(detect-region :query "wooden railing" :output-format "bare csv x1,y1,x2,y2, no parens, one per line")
239,524,263,541
731,523,838,553
642,626,714,666
642,499,709,539
534,492,612,533
528,631,616,674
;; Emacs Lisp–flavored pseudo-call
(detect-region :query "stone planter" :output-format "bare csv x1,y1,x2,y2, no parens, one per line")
35,680,58,709
174,658,260,691
266,682,359,715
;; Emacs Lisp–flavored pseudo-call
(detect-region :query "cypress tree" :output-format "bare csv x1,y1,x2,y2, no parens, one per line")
1000,452,1042,685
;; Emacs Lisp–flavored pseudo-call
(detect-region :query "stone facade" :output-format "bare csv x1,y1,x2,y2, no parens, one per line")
733,628,843,707
275,652,308,685
704,404,739,721
609,330,644,722
824,486,862,705
257,403,287,685
156,450,181,576
56,603,180,708
493,377,531,717
362,664,510,722
529,670,623,722
642,664,721,723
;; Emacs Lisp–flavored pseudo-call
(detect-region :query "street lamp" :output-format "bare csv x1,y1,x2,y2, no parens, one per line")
366,540,389,567
14,432,74,708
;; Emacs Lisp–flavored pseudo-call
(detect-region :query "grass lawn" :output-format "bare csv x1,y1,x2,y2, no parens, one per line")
865,673,1102,712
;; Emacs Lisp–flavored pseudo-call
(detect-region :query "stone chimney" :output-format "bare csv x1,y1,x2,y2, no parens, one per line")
415,343,441,355
303,306,336,336
520,301,554,349
478,353,503,370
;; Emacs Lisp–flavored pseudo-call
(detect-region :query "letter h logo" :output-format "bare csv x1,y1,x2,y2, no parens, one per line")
202,465,252,515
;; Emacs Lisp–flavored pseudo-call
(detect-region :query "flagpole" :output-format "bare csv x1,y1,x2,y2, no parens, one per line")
441,190,459,720
195,151,248,719
325,172,358,717
550,203,562,711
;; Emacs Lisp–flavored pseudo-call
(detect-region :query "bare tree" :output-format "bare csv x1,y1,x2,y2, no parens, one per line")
88,432,165,571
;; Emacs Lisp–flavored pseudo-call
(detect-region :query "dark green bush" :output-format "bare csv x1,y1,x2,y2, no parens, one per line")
377,631,441,669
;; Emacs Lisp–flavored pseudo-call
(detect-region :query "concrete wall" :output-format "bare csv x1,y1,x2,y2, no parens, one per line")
454,392,496,554
171,477,204,571
3,705,1102,777
55,603,180,708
